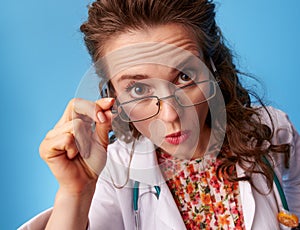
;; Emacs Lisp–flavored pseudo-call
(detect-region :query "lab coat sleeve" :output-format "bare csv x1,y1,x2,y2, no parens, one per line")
267,107,300,218
18,176,124,230
279,112,300,218
17,208,95,230
18,208,53,230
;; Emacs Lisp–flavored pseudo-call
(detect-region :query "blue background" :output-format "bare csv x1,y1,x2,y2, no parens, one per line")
1,1,299,229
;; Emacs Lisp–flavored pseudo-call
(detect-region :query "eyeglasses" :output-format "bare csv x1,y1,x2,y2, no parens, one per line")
111,80,217,122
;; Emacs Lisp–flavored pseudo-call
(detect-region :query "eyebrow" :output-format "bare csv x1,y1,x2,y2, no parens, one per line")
117,68,180,82
117,74,150,83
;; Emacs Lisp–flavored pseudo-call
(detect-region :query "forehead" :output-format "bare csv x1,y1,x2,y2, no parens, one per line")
96,24,206,80
103,23,200,55
97,42,207,82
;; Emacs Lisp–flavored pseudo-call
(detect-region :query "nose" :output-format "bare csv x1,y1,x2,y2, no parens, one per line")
158,96,182,122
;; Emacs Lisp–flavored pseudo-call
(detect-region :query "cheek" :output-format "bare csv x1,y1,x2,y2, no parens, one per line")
193,103,209,125
133,119,167,145
133,120,151,137
134,119,165,136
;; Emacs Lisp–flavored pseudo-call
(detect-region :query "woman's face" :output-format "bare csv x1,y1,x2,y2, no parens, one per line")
102,24,212,159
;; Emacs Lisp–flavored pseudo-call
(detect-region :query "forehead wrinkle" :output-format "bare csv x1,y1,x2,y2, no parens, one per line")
101,42,202,79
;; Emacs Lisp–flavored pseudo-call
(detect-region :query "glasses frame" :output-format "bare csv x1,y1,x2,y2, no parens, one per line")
111,80,218,122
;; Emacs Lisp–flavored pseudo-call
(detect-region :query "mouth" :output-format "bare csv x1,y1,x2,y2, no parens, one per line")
165,130,191,145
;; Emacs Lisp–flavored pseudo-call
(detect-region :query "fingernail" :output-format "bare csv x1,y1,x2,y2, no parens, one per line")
104,98,114,103
97,111,106,123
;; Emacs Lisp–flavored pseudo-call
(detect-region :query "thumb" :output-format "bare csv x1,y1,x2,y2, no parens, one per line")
81,112,113,176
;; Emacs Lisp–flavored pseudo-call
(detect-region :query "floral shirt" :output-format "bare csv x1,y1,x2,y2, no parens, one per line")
157,152,245,230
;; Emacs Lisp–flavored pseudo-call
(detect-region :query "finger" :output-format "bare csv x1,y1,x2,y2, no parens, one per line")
45,119,92,159
95,98,115,123
55,98,114,128
95,97,115,110
95,110,114,145
40,132,79,161
52,118,101,159
45,120,74,139
77,156,98,179
46,119,94,140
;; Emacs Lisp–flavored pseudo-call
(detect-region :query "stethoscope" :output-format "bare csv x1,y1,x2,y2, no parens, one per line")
262,156,299,228
133,181,161,230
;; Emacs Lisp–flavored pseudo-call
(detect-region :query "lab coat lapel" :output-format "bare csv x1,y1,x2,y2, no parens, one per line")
237,164,255,230
155,182,187,230
152,163,257,230
129,137,186,229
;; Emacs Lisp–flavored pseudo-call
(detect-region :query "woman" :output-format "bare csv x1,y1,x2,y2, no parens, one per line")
20,0,300,229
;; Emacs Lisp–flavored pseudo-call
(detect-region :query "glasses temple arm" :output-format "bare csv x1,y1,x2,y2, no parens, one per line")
209,57,220,82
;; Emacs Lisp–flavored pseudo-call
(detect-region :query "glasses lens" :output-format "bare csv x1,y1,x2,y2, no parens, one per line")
116,81,216,122
119,97,159,122
175,81,216,106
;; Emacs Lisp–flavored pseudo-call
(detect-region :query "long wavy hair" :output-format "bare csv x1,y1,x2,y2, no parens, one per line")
80,0,290,191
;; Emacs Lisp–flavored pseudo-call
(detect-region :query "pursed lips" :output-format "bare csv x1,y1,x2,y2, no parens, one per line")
164,130,191,145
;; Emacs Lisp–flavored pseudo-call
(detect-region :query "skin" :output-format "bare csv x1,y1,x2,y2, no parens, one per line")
107,24,211,159
40,98,115,229
41,23,211,229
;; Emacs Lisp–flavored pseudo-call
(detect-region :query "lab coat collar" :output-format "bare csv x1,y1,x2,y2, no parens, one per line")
102,136,166,187
129,137,166,186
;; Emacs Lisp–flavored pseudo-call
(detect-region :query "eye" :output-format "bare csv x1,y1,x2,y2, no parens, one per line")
177,71,197,85
125,82,152,98
179,73,191,82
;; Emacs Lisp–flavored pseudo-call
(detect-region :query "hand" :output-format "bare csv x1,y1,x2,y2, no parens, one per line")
39,97,115,195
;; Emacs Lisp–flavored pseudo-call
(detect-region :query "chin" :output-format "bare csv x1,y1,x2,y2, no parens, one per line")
159,141,199,160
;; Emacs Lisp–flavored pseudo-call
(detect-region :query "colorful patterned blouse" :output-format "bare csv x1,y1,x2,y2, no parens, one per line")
157,152,245,230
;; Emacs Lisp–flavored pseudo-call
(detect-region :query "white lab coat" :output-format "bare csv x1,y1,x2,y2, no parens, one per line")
19,107,300,230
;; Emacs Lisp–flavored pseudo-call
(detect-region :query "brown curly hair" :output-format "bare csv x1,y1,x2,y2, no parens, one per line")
80,0,290,191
